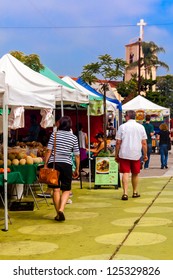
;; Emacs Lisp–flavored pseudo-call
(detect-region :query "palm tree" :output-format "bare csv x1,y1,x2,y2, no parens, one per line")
127,41,169,92
141,41,169,78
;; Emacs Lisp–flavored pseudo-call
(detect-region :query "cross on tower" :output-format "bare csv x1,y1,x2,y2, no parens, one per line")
137,19,147,41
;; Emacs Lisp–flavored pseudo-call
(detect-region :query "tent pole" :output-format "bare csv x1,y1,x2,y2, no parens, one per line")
87,105,92,189
60,87,64,116
75,105,82,189
3,96,8,231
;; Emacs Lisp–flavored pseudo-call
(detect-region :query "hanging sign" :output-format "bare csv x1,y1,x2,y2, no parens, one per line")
89,99,103,116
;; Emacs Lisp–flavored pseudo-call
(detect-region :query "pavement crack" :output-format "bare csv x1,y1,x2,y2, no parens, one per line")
109,176,173,260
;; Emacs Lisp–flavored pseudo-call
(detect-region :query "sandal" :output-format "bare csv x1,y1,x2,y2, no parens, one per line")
121,194,128,200
58,211,65,221
132,193,140,198
54,211,65,221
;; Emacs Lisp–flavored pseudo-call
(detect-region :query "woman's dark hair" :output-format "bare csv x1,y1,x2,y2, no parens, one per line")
145,115,151,121
78,122,83,131
95,133,104,139
58,116,72,131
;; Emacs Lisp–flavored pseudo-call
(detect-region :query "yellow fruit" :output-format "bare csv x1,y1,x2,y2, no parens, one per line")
0,159,4,166
17,152,25,160
26,156,34,165
12,159,19,165
19,159,26,165
8,153,16,160
38,157,43,163
33,157,43,164
7,159,12,166
30,152,37,158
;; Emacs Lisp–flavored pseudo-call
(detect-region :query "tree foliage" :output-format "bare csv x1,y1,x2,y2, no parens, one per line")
10,51,44,72
81,54,127,151
117,75,138,98
156,75,173,116
81,54,127,84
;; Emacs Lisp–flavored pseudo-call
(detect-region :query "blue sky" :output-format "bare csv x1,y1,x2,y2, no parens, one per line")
0,0,173,78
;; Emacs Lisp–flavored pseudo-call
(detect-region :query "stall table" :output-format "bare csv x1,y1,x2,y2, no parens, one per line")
10,164,39,184
0,171,25,219
0,163,47,211
0,172,24,186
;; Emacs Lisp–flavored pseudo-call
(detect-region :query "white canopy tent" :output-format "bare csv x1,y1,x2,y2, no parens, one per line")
0,54,89,109
0,54,89,231
122,95,170,116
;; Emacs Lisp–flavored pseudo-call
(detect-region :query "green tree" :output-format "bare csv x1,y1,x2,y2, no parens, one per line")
10,51,44,72
117,74,138,98
156,75,173,116
81,54,127,151
82,54,126,83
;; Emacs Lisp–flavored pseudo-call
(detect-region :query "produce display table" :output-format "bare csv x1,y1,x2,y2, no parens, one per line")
10,164,40,184
0,172,24,186
0,172,25,208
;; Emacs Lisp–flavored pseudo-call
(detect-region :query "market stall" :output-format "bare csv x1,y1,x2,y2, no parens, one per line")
0,54,89,231
62,76,122,189
122,95,170,151
122,95,170,119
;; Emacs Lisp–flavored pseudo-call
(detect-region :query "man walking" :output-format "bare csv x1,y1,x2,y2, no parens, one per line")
115,110,148,200
142,115,154,169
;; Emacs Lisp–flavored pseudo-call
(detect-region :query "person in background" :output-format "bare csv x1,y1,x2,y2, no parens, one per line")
87,132,105,182
107,118,116,138
142,115,154,169
23,114,40,142
76,123,88,173
157,123,171,169
43,116,80,221
115,110,148,201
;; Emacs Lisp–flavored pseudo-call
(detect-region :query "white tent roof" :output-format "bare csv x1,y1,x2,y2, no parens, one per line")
62,76,117,112
0,54,89,108
0,54,62,108
122,95,168,111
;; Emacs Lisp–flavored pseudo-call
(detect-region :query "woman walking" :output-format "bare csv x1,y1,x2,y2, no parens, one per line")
43,116,80,221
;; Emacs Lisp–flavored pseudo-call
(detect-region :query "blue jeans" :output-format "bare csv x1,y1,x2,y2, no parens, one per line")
144,143,152,168
159,144,168,168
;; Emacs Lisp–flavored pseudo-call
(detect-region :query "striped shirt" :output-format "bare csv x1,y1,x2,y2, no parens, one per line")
47,130,80,165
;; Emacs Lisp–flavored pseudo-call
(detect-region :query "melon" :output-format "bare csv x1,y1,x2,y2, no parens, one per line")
8,153,16,161
26,156,34,165
33,157,43,164
12,159,19,165
7,159,12,166
0,159,4,166
17,152,25,160
38,157,43,163
19,159,26,165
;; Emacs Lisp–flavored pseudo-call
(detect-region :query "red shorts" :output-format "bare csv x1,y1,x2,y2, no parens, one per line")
119,158,140,174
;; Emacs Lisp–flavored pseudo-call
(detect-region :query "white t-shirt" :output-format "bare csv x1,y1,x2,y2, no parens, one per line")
79,131,87,149
116,119,147,160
